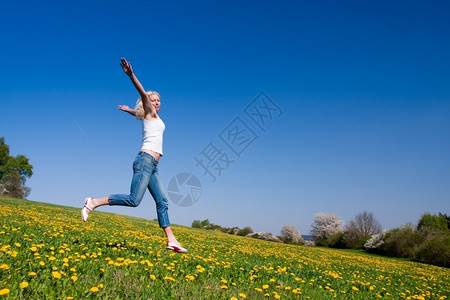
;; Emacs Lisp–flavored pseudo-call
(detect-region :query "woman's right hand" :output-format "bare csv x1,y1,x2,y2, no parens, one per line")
120,57,133,76
117,105,131,112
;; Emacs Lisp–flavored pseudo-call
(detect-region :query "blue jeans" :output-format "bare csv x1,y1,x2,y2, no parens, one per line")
108,151,170,228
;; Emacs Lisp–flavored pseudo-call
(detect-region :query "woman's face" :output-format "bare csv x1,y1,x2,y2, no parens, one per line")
149,94,161,112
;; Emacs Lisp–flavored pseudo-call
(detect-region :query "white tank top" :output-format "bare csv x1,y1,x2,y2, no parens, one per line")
141,117,165,155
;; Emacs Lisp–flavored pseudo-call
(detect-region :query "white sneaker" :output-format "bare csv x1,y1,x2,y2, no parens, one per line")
166,241,188,253
81,197,94,222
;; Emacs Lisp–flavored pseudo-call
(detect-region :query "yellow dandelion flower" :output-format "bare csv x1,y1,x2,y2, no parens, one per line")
30,246,37,252
98,283,104,288
221,278,228,284
15,243,21,247
67,297,74,300
221,285,228,289
255,288,263,292
150,275,156,280
71,275,78,282
0,289,10,295
352,286,359,291
263,284,269,289
39,261,45,266
231,297,238,300
164,276,175,282
185,275,195,281
28,271,37,276
52,271,61,279
0,264,9,270
20,282,29,289
90,287,99,292
239,293,247,298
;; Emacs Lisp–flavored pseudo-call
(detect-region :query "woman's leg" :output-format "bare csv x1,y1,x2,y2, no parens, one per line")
89,197,109,210
163,226,177,244
148,168,186,251
108,154,151,207
83,153,151,219
147,170,170,228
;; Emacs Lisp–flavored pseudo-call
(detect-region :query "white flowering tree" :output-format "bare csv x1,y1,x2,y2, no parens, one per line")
364,230,388,253
310,212,344,242
281,225,303,244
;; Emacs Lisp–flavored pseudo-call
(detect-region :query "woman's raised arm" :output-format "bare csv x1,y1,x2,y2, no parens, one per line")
120,57,156,117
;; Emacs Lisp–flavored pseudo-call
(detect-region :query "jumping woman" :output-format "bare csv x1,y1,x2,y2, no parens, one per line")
81,57,187,253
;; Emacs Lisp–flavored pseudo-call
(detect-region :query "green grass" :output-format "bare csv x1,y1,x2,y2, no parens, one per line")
0,197,449,299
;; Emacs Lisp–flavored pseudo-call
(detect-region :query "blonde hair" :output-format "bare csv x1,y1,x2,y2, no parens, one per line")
134,91,161,120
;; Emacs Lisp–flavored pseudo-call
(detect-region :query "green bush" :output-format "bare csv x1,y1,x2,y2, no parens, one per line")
191,219,212,229
191,220,202,228
415,231,450,267
383,224,423,258
190,220,253,237
313,237,327,247
237,226,253,236
200,219,211,227
327,231,346,248
314,231,345,248
343,231,371,249
417,213,449,232
371,223,450,268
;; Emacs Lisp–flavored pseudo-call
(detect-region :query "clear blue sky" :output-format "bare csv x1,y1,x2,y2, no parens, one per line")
1,0,449,235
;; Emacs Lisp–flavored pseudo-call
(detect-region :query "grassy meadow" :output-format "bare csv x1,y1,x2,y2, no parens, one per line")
0,197,449,299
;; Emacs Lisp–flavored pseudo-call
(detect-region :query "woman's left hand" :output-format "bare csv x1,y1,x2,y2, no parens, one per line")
120,57,133,76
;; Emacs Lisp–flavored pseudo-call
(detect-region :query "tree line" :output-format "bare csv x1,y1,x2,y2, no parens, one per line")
192,210,449,268
306,211,449,268
191,219,304,245
0,137,33,198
